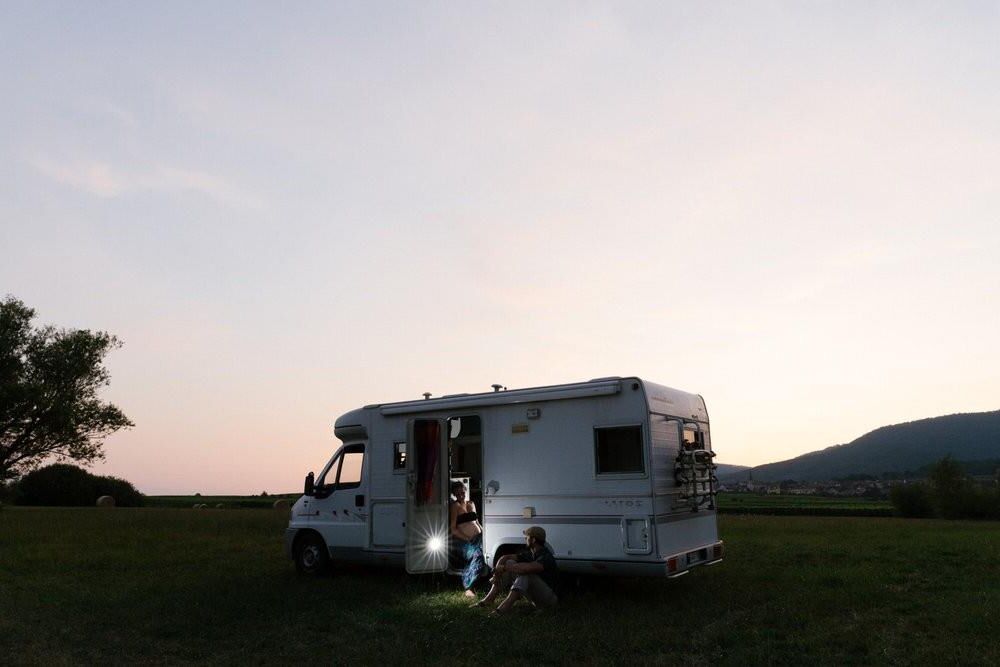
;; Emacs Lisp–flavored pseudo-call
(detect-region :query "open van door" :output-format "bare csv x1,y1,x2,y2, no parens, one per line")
405,418,449,573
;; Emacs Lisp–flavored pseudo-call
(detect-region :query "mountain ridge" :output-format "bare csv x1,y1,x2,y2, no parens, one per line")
725,409,1000,482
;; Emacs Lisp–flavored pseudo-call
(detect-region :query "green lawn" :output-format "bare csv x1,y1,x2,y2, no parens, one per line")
1,508,997,665
145,495,298,510
717,492,892,516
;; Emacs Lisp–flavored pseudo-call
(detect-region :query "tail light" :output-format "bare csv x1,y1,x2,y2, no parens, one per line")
666,557,678,573
712,543,724,560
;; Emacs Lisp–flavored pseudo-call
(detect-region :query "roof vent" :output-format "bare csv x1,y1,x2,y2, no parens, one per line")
491,384,504,392
422,392,432,400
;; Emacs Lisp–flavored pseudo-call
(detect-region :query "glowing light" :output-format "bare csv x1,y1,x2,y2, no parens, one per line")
427,536,444,552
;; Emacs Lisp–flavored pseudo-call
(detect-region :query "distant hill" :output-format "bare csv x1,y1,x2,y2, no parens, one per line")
731,410,1000,482
715,463,750,478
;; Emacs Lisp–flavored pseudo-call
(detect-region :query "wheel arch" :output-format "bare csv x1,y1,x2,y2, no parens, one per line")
491,540,523,566
292,528,326,556
291,528,331,575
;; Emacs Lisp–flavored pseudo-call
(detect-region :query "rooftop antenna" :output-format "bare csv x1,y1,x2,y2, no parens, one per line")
422,392,432,400
491,384,503,392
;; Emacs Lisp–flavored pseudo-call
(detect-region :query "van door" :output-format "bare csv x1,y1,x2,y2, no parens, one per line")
405,418,449,574
311,443,368,555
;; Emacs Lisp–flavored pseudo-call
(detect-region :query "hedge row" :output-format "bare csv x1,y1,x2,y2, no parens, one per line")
12,464,144,507
890,457,1000,520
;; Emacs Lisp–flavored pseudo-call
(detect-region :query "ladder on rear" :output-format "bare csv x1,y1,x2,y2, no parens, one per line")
674,449,718,511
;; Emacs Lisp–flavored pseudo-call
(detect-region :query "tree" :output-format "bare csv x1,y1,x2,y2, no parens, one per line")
0,296,133,482
927,455,966,491
921,455,999,519
13,463,144,507
889,482,933,517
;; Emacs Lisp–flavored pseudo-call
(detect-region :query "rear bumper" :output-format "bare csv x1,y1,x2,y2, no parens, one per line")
556,540,724,578
559,559,680,577
664,540,724,577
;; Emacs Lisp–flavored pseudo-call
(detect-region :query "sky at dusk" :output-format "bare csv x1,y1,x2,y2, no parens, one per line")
2,2,999,494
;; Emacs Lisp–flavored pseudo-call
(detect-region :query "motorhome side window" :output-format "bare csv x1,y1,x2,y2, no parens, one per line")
338,447,364,488
595,425,644,474
393,442,406,470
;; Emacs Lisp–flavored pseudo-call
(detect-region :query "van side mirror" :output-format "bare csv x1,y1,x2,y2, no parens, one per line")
304,472,315,496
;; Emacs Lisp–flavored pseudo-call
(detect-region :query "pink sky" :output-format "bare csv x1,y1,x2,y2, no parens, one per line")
2,3,998,493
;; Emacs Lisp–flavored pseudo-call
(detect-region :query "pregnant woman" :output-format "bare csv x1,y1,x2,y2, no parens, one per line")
450,481,486,596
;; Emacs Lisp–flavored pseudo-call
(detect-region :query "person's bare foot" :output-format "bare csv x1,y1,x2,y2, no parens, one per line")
463,589,477,598
494,599,517,615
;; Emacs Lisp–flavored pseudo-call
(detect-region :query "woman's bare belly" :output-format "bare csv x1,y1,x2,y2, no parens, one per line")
456,522,481,542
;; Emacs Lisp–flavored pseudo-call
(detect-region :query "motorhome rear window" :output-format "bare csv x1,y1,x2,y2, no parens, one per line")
683,428,705,450
595,426,644,474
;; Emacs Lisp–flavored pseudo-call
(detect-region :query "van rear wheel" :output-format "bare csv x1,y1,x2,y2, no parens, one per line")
294,533,329,575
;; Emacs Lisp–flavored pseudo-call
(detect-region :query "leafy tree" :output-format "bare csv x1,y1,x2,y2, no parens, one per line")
14,463,98,505
891,456,1000,520
94,474,144,507
13,463,143,506
927,455,966,488
890,483,933,517
927,455,969,518
0,296,133,482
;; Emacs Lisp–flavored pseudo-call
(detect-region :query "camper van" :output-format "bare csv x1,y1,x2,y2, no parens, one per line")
285,377,722,578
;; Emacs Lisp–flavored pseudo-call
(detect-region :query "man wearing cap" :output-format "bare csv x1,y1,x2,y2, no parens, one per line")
472,526,558,614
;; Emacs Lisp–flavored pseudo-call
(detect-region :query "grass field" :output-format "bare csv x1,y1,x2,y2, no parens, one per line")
716,493,892,516
144,495,298,510
2,508,997,665
144,493,895,516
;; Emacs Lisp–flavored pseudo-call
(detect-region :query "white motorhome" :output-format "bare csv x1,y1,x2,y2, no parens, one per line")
285,377,722,578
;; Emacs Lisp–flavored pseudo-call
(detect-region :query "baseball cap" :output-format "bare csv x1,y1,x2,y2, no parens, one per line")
523,526,546,542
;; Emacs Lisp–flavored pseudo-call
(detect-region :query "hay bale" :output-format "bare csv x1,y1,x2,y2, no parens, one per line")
96,495,116,508
215,503,225,509
194,503,208,509
272,499,290,511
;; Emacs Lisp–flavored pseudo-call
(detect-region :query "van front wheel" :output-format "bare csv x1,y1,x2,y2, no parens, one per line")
294,532,330,575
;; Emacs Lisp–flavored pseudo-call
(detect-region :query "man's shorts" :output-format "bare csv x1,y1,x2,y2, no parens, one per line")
510,574,558,608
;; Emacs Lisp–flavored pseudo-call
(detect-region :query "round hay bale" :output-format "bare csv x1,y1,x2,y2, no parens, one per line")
215,503,224,509
96,495,116,508
192,503,201,509
272,499,290,511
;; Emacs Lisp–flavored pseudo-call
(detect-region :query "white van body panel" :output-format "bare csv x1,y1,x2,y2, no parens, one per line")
286,377,722,577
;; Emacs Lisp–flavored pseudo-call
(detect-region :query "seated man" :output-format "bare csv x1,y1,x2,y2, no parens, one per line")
473,526,558,614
